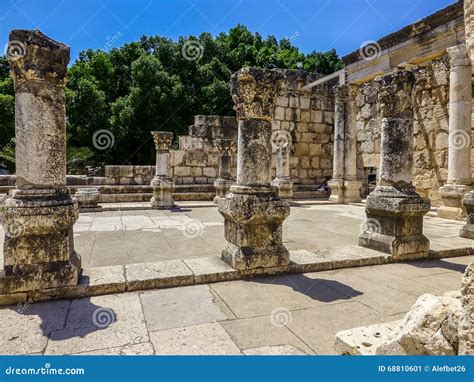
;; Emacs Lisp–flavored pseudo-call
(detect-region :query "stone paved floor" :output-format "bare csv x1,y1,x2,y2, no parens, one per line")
0,203,468,267
0,255,471,355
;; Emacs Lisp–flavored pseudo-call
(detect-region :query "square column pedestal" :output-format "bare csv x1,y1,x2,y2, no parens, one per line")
219,186,290,270
2,189,81,294
359,186,430,259
218,68,290,270
328,179,362,204
439,185,472,220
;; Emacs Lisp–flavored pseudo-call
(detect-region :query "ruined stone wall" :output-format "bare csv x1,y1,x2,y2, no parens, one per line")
355,55,459,205
104,115,238,186
171,115,237,184
272,70,335,185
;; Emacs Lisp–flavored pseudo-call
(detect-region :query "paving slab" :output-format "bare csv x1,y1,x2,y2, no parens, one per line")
209,274,351,319
74,342,155,355
125,260,194,291
149,322,242,355
243,345,307,355
140,285,232,332
45,293,148,355
286,301,384,354
0,300,70,355
220,315,314,354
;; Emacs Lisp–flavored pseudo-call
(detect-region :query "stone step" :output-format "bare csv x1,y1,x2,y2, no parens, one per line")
293,190,328,199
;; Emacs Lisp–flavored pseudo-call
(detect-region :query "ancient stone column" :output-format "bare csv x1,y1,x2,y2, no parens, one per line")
438,44,473,220
271,136,293,200
213,138,236,204
1,30,80,301
329,84,347,202
329,83,362,203
150,131,175,209
218,67,290,270
359,70,430,259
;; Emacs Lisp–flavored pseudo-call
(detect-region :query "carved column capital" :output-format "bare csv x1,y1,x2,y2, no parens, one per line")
230,68,283,121
447,44,471,67
151,131,173,152
375,70,415,119
8,29,69,88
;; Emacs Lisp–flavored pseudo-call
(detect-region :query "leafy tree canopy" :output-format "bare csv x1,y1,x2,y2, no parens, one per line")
0,25,343,170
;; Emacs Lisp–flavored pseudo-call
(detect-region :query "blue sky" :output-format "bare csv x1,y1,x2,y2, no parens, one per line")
1,0,454,63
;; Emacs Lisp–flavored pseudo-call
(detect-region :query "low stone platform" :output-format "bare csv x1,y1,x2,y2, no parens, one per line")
0,203,471,305
0,255,470,355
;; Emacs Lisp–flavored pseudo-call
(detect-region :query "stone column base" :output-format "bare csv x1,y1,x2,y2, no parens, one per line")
359,187,430,260
218,186,290,270
150,176,175,209
1,188,81,294
438,184,472,220
460,191,474,239
74,187,102,212
213,178,234,204
271,178,293,200
329,179,362,204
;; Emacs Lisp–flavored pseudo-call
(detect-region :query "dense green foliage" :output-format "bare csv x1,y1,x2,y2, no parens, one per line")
0,25,343,172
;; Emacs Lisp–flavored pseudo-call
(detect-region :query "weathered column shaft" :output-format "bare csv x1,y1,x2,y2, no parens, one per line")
438,44,473,220
359,70,430,259
344,84,358,181
447,44,472,184
1,30,80,301
332,85,346,180
218,68,290,270
214,138,236,204
329,82,361,203
275,144,290,179
150,131,174,209
272,140,293,200
237,120,273,187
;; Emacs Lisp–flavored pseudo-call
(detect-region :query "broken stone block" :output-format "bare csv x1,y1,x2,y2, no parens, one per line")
376,293,462,355
74,188,101,211
460,191,474,239
459,262,474,354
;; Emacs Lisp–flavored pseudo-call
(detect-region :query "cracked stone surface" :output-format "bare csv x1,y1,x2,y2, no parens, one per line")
0,204,467,268
0,254,470,355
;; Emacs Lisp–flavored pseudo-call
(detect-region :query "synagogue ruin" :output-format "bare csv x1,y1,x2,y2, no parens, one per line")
0,0,472,355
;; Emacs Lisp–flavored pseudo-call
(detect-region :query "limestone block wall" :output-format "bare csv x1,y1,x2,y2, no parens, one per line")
171,115,238,184
271,70,336,185
354,55,472,205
